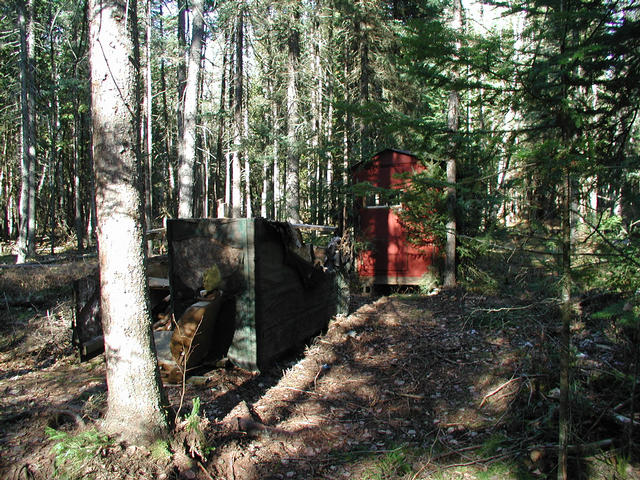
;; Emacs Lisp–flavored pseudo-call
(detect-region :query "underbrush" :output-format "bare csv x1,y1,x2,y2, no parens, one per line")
458,229,640,478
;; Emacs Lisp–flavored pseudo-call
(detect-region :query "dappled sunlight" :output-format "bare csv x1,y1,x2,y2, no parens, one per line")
198,293,542,478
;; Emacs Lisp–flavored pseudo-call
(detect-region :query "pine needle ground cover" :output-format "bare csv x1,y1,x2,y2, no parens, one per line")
1,261,639,479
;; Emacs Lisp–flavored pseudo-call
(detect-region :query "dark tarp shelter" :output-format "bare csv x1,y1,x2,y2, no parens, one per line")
167,218,346,371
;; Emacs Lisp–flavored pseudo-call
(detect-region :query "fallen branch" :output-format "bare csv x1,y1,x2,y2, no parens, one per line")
529,438,615,455
383,389,425,400
276,386,322,396
444,452,512,469
197,460,215,480
480,376,520,408
468,304,537,316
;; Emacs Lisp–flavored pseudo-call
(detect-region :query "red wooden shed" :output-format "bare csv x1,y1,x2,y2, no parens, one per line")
353,149,436,287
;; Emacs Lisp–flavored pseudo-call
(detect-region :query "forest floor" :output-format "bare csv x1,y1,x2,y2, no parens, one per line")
1,254,639,480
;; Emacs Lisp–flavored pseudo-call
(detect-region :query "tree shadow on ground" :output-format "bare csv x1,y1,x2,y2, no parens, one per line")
201,291,636,480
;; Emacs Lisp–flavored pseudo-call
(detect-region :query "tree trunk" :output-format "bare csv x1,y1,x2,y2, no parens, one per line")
177,0,206,218
444,90,458,288
159,46,175,216
341,38,352,232
243,92,251,218
17,0,37,263
325,17,334,225
143,0,153,243
176,0,187,142
285,6,301,223
74,111,84,251
260,94,271,218
358,15,370,164
48,2,60,255
88,0,169,444
557,5,571,477
231,7,244,218
216,36,228,213
558,168,571,480
272,87,281,220
443,0,462,289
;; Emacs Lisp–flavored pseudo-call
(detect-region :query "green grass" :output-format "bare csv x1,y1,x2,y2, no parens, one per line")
361,444,414,480
150,439,172,461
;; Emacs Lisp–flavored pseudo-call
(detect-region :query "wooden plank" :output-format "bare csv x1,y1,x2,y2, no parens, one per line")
148,277,170,288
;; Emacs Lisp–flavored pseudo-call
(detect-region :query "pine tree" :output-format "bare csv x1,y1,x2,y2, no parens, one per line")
88,0,169,444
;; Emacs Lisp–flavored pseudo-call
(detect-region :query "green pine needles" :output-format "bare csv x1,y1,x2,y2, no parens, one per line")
45,427,113,479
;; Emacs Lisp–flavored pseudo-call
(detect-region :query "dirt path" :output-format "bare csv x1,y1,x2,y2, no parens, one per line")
1,289,637,479
201,292,535,479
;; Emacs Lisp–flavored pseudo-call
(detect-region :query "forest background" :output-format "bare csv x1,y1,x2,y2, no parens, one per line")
0,0,638,290
0,0,638,277
1,0,640,477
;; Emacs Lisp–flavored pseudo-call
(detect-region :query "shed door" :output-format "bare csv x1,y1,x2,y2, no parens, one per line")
358,207,409,276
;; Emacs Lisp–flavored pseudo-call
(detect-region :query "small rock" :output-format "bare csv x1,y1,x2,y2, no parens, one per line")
548,388,561,399
286,471,295,478
182,469,196,479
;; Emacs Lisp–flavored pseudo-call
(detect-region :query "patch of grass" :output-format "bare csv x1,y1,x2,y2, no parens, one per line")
475,461,532,480
46,427,113,479
479,433,509,457
361,445,413,480
150,439,172,461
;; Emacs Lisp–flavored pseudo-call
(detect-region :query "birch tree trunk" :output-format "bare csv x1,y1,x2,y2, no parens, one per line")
177,0,206,218
88,0,169,444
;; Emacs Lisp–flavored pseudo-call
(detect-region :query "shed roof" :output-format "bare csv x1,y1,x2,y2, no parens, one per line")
351,148,418,172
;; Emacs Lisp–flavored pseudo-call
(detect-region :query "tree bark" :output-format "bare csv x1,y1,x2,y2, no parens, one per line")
176,0,187,141
272,82,281,220
558,168,571,480
443,0,462,289
47,2,60,255
216,35,228,212
177,0,206,218
17,0,37,263
74,113,84,250
143,0,153,244
231,7,244,218
88,0,169,444
285,6,301,223
243,97,251,218
358,14,370,164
